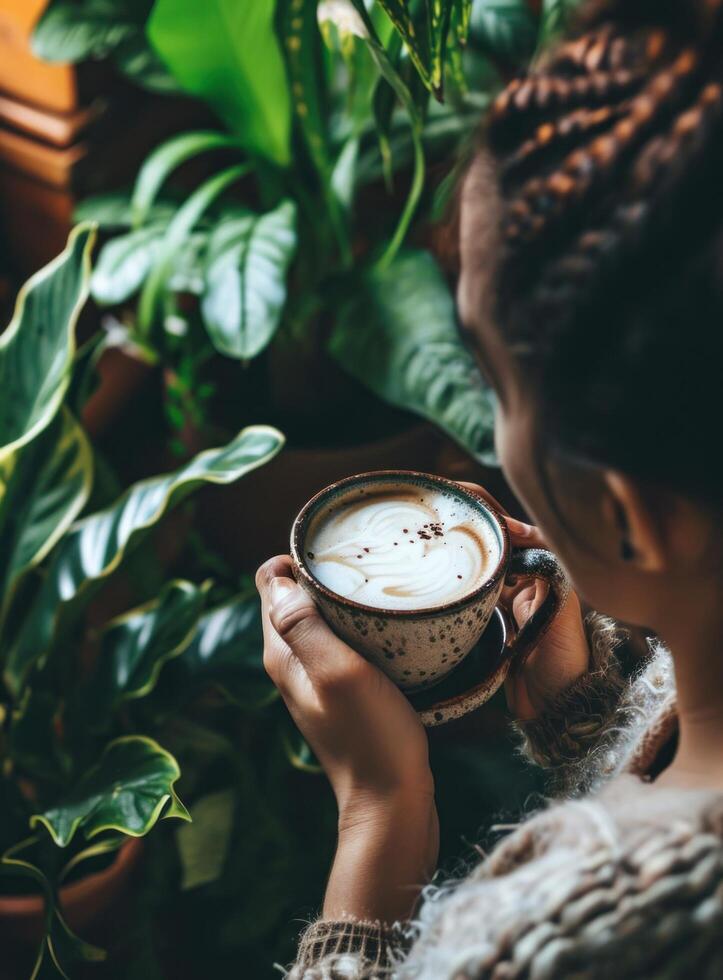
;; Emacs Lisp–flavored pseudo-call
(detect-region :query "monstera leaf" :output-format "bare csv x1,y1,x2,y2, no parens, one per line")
0,224,95,461
201,200,298,360
330,250,497,464
31,736,189,848
84,579,210,727
4,425,284,695
147,0,291,165
0,409,92,625
172,595,277,708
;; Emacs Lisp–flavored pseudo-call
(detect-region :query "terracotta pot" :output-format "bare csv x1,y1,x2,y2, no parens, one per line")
81,344,157,441
0,837,144,976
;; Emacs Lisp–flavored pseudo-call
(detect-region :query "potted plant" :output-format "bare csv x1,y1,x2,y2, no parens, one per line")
0,225,284,977
30,0,582,564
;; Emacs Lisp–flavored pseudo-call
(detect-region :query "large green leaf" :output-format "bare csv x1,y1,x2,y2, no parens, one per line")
85,579,210,726
0,409,92,622
90,225,165,305
201,200,297,360
330,250,496,463
0,225,95,460
471,0,537,64
31,736,189,847
172,595,276,709
137,163,250,335
147,0,291,166
4,425,284,695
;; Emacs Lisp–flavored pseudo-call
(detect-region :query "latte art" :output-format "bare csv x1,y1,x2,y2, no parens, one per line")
305,488,499,610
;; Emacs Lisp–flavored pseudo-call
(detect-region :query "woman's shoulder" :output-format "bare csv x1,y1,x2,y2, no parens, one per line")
406,782,723,978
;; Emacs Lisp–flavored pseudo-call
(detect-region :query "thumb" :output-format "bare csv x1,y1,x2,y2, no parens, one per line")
269,577,353,677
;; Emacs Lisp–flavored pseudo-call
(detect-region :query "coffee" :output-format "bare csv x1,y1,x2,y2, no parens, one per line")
304,485,499,611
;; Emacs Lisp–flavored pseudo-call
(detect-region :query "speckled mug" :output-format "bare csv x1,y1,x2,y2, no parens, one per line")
290,471,570,723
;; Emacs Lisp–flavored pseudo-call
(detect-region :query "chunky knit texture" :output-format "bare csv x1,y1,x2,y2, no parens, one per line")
288,631,723,979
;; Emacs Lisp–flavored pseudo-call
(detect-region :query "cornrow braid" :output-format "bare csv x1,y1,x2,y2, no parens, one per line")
475,0,723,501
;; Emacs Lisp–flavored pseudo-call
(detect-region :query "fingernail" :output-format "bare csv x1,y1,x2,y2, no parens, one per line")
508,518,533,537
270,577,296,607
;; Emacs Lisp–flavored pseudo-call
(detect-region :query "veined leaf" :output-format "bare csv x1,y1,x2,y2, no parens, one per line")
0,409,92,623
329,250,496,464
0,225,95,461
90,225,165,305
172,595,276,709
85,579,210,726
4,425,284,695
137,163,250,334
131,130,244,229
31,735,190,847
201,200,297,360
147,0,292,165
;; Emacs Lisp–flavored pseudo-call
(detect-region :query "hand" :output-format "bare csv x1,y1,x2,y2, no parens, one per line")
458,484,590,721
256,556,439,922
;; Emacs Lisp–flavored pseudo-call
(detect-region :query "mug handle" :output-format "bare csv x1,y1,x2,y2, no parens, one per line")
500,547,571,670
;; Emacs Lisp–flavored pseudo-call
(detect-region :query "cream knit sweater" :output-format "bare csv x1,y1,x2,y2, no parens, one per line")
288,617,723,978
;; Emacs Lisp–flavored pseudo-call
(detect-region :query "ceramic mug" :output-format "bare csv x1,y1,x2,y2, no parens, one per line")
290,471,570,723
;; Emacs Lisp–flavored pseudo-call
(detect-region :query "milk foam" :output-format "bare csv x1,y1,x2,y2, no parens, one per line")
305,487,499,610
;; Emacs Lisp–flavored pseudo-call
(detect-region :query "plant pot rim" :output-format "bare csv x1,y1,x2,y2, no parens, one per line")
0,836,144,918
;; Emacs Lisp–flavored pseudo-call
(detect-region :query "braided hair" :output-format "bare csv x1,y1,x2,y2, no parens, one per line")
479,0,723,503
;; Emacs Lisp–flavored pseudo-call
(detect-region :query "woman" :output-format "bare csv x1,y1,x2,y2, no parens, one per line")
256,0,723,975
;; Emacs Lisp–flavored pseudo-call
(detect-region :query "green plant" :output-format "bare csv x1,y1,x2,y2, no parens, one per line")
0,227,284,977
37,0,539,462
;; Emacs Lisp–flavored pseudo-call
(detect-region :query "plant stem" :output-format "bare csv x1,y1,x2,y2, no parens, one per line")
376,119,425,271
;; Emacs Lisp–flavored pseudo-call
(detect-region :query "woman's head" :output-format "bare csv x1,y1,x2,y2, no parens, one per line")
458,0,723,626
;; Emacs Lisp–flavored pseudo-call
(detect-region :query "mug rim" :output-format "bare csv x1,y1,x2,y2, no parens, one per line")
290,469,511,619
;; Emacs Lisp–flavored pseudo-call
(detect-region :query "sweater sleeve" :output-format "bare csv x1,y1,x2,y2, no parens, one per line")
511,613,630,791
287,919,412,979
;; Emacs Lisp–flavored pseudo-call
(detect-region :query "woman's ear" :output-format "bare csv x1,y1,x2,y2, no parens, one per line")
602,471,668,572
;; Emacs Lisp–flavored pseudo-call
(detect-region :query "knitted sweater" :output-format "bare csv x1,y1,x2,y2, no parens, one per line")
288,617,723,978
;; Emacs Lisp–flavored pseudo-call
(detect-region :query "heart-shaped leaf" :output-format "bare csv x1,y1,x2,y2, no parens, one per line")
0,409,92,623
172,595,276,709
31,735,190,847
0,224,95,461
90,225,165,305
147,0,291,166
201,201,297,360
85,579,210,727
330,250,497,464
4,425,284,695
